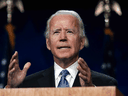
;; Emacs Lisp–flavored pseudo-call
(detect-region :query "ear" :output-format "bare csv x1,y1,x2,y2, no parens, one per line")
80,37,85,50
46,38,51,50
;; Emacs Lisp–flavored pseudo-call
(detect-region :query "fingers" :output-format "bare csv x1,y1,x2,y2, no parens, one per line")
8,67,15,78
78,57,88,70
9,59,18,70
77,57,89,75
77,65,87,76
79,77,85,86
7,67,15,86
10,51,18,63
79,73,88,82
77,57,93,86
77,65,88,82
23,62,31,73
9,51,19,70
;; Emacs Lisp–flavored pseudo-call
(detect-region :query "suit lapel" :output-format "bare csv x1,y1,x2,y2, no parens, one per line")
73,70,96,87
37,66,55,87
37,66,81,87
73,71,81,87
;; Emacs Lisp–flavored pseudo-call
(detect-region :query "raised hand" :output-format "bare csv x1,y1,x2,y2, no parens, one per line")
77,57,94,87
6,51,31,88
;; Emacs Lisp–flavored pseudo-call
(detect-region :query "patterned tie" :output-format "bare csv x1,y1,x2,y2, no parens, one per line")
58,70,69,87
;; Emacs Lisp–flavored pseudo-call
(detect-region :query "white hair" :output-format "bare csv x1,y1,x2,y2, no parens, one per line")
44,10,89,47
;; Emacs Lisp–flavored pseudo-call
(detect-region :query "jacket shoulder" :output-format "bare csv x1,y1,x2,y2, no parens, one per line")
25,70,45,81
18,66,54,88
24,65,54,81
91,70,118,86
18,70,45,88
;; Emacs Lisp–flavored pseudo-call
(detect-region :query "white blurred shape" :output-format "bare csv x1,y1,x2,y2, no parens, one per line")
0,0,6,9
112,1,122,16
15,0,24,13
95,1,104,16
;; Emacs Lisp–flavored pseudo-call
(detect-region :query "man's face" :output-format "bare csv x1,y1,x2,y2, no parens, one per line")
46,14,85,61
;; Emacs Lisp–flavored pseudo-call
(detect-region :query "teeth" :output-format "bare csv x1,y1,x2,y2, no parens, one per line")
60,47,68,49
58,47,70,49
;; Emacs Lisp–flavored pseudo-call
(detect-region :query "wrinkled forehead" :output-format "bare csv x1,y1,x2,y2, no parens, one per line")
49,14,79,30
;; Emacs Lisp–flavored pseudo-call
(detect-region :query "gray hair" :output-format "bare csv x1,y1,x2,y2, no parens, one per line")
44,10,89,47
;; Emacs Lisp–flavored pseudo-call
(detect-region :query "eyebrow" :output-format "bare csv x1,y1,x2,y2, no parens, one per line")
53,28,75,32
65,29,74,31
53,29,61,32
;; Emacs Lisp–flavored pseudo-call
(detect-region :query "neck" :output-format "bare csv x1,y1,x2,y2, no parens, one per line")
54,55,79,69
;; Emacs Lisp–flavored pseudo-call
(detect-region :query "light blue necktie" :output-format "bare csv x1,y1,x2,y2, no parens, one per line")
58,70,69,87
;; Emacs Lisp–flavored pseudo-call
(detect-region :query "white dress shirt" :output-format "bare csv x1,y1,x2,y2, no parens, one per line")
54,60,78,88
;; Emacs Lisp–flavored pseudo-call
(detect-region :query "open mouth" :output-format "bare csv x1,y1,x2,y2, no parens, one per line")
57,46,71,49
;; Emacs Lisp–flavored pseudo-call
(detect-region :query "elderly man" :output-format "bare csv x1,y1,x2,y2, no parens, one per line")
6,10,117,88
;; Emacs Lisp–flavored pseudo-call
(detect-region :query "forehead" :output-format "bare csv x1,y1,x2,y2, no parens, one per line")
49,14,79,29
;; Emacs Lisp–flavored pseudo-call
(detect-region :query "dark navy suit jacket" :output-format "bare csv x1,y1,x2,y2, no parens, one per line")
18,65,117,88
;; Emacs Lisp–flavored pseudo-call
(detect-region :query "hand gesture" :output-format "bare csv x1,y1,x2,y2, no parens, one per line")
77,57,94,87
6,51,31,88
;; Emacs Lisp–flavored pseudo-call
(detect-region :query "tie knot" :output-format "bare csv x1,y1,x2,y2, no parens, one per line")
60,70,69,77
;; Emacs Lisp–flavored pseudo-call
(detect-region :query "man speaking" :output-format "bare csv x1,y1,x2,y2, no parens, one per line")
5,10,117,88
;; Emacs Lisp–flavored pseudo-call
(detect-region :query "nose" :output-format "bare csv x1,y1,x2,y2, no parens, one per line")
60,31,67,42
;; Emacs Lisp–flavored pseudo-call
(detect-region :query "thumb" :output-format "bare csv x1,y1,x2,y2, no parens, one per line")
79,77,85,87
23,62,31,73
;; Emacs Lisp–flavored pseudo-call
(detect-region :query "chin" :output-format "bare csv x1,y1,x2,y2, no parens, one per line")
58,55,71,59
56,53,76,60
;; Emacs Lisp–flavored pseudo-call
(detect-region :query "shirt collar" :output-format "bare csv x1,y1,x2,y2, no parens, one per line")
54,62,64,80
54,60,78,80
66,61,78,79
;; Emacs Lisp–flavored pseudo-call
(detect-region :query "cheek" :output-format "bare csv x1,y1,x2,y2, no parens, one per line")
49,37,58,51
69,37,81,51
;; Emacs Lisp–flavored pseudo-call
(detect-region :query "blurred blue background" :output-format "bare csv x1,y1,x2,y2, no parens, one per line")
0,0,128,95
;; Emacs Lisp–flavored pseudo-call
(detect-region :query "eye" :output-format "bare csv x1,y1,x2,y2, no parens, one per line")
54,31,59,34
67,31,73,33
